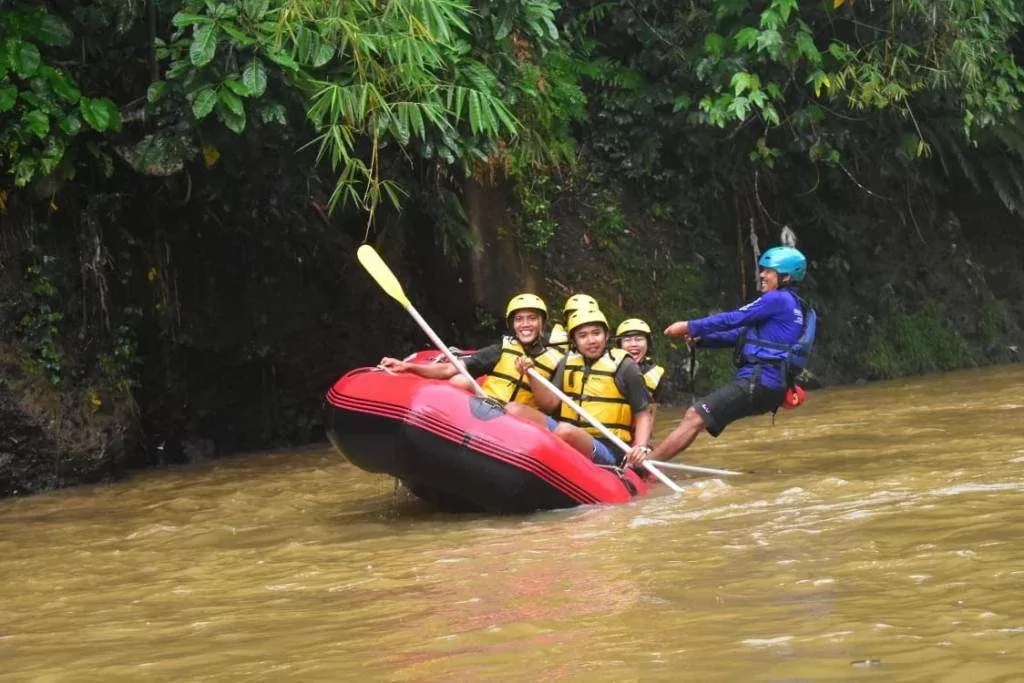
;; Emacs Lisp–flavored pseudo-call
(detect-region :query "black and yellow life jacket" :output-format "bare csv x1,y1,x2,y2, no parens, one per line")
481,336,563,407
558,348,633,443
547,323,569,352
637,358,665,394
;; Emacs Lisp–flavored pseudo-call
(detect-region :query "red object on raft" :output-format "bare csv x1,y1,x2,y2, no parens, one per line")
323,356,649,514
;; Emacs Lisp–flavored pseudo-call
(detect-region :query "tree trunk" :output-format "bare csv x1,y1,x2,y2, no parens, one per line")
463,176,533,316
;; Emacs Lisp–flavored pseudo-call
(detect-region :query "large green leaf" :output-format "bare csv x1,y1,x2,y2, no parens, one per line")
265,49,299,72
147,81,167,104
220,23,257,48
79,97,121,132
44,68,82,103
11,40,42,79
311,43,335,68
217,102,246,133
243,0,271,20
190,24,218,67
0,85,17,112
259,103,286,125
58,114,82,135
242,59,267,97
191,87,218,119
219,88,245,117
223,78,252,97
24,110,50,138
171,13,213,28
36,14,74,47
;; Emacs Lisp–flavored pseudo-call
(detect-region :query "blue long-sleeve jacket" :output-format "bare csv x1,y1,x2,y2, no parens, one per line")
688,289,805,389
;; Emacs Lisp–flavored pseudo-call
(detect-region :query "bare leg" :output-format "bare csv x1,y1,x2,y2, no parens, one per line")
552,422,595,460
507,405,594,462
505,402,550,428
448,375,476,393
648,406,706,462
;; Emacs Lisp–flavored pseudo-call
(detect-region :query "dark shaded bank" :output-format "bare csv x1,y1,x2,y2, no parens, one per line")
2,169,1022,497
0,343,128,496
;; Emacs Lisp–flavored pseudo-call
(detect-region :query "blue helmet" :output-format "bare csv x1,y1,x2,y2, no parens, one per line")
758,246,807,282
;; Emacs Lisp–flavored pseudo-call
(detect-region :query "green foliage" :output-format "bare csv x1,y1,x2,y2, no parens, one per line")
18,259,64,385
0,5,122,187
97,320,142,394
158,0,585,229
158,1,298,136
566,0,1024,217
162,0,521,222
516,173,561,252
861,302,973,379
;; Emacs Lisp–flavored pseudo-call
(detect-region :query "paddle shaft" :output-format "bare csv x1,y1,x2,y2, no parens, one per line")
528,368,743,479
646,459,745,477
525,368,684,492
406,306,489,400
357,245,488,400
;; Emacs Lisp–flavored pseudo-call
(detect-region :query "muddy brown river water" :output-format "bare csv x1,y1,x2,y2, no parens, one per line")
2,365,1022,681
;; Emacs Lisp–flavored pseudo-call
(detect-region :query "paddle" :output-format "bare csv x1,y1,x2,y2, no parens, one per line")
358,243,732,488
521,369,683,491
357,245,488,400
524,369,743,478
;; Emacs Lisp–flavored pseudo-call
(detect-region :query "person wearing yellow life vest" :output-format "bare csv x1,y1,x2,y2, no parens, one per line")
548,293,599,352
378,293,563,408
616,318,666,400
507,307,653,467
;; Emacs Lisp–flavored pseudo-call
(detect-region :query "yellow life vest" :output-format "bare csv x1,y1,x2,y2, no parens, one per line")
547,323,569,352
558,348,633,443
481,336,563,407
640,360,665,394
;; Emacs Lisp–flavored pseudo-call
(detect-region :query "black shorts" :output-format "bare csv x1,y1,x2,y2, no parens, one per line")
693,379,785,437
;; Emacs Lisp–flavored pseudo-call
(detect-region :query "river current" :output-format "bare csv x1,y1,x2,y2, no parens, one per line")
2,365,1022,681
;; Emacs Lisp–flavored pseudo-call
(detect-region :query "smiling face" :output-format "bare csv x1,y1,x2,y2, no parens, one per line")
572,323,608,360
511,310,544,345
759,267,780,292
619,334,648,362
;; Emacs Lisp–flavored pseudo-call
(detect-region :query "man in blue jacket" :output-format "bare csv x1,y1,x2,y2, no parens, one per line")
628,246,815,467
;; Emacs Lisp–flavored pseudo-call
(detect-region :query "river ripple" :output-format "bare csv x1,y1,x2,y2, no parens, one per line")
1,365,1022,681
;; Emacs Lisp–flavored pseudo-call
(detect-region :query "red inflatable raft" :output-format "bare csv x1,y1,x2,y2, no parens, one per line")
323,359,649,514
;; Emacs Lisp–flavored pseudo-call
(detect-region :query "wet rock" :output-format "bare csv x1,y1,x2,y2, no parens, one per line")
182,437,216,464
0,345,132,497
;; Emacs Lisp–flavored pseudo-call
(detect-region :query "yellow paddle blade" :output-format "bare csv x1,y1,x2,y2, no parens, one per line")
357,244,410,309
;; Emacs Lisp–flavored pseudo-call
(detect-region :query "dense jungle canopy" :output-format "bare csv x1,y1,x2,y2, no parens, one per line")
1,0,1022,494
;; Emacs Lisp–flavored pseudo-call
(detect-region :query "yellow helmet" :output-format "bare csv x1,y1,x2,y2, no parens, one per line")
566,307,608,336
548,323,568,347
563,293,599,317
505,293,548,323
616,318,652,338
